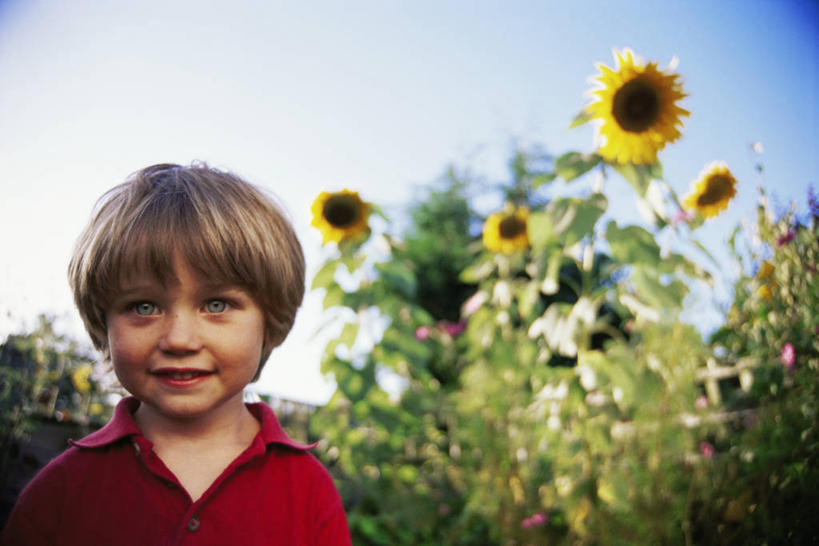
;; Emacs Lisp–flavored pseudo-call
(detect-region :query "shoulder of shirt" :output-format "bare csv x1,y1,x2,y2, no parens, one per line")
68,396,319,452
248,400,318,451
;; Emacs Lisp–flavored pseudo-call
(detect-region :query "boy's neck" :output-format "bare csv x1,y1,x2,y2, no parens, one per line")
133,395,260,450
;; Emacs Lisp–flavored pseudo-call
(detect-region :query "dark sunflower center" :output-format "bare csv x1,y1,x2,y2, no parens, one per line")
612,78,661,133
696,175,733,206
323,195,359,228
499,215,526,239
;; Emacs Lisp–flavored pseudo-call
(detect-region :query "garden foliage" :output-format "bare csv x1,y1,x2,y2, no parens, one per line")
0,315,114,492
308,49,818,544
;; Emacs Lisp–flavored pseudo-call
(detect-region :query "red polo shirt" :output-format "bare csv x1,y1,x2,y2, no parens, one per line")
1,397,351,546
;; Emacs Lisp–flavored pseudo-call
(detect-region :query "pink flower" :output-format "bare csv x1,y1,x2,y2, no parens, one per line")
414,325,432,341
521,512,548,528
777,230,795,247
699,442,714,459
671,209,695,226
694,395,708,410
780,342,795,371
462,291,488,317
439,320,466,337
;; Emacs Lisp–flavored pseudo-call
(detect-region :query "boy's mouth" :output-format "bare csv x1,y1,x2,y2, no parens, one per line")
152,368,214,380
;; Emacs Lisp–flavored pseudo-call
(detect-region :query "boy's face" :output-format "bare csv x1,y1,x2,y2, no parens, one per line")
105,254,266,425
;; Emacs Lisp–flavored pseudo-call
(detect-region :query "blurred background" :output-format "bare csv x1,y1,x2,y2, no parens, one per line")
1,0,816,404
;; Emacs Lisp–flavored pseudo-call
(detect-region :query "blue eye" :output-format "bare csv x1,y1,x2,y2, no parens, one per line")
205,300,228,313
133,302,157,316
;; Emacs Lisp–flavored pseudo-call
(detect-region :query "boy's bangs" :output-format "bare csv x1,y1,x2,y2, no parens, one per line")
109,194,248,292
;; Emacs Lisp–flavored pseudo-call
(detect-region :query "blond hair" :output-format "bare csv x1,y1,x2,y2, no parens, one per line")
68,163,305,380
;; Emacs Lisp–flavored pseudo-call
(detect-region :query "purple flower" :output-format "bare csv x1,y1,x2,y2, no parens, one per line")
414,325,432,341
777,230,795,247
699,442,714,459
808,186,818,217
521,512,548,528
780,342,795,371
439,320,466,337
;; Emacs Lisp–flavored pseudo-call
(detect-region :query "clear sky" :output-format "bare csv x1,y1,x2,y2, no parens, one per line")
1,0,816,404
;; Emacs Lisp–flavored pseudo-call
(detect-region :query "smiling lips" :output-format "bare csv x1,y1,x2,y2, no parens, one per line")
152,368,215,387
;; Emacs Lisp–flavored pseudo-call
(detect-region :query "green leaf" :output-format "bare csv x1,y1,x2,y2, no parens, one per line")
631,268,687,310
605,221,661,267
517,281,541,320
531,172,558,189
527,211,557,249
613,162,661,197
375,261,416,298
323,284,345,309
548,193,608,247
460,255,495,283
311,260,339,290
659,252,710,280
337,321,360,352
555,152,602,182
569,108,594,129
380,327,432,366
340,253,366,275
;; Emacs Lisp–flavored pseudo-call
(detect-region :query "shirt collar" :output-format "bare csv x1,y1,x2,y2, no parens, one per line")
70,396,316,451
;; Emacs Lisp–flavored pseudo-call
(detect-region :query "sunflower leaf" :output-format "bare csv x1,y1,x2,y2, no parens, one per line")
516,281,541,320
614,163,653,197
323,284,346,309
336,320,360,352
527,211,557,249
311,259,339,290
460,255,495,283
569,108,594,129
340,253,366,275
555,152,602,182
631,267,687,310
375,261,416,298
548,193,608,247
605,221,661,267
531,172,558,189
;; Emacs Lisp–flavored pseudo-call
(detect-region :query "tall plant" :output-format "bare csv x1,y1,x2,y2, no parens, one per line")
307,48,788,544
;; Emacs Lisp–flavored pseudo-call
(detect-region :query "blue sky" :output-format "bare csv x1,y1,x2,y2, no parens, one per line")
1,1,816,403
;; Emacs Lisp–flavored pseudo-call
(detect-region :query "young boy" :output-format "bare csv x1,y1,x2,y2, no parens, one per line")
1,163,351,545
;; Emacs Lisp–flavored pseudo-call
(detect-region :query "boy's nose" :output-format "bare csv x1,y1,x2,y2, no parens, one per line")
158,312,202,353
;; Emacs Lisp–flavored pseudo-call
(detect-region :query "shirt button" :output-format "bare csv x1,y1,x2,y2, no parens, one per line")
187,517,200,532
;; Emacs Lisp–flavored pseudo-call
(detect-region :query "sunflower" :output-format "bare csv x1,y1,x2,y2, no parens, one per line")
71,364,92,394
310,189,370,244
483,207,530,254
682,161,738,219
587,48,689,164
756,261,774,281
757,283,774,302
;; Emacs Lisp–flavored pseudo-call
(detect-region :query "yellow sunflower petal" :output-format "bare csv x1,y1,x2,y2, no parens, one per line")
310,189,370,244
587,48,689,165
71,364,93,394
482,207,530,254
682,161,738,219
756,261,774,281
